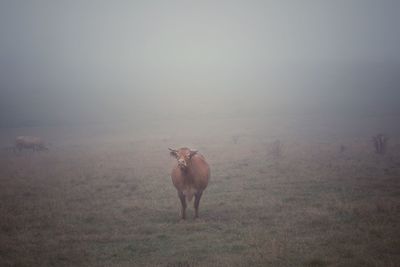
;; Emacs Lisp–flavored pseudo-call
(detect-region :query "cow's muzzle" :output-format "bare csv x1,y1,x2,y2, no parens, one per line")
178,159,187,169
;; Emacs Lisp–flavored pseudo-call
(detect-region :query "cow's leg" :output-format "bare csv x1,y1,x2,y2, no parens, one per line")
194,191,203,219
178,191,187,220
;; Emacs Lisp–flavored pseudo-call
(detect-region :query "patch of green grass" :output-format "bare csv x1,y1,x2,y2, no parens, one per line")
303,258,328,267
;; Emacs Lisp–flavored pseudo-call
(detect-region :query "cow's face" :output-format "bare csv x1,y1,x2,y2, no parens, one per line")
169,147,197,170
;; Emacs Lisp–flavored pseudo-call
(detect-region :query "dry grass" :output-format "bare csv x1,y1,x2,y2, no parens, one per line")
0,117,399,266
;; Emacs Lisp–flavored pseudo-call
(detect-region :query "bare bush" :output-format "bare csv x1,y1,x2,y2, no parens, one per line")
372,134,388,154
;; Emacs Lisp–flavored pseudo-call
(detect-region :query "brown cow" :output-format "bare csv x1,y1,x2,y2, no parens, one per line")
169,147,210,220
15,136,48,152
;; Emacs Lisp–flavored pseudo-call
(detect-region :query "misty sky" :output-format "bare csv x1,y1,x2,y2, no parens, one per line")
1,1,400,126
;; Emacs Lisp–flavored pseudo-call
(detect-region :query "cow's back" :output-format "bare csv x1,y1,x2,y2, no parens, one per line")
15,136,42,149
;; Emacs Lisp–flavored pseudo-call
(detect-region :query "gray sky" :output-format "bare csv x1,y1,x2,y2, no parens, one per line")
1,1,400,126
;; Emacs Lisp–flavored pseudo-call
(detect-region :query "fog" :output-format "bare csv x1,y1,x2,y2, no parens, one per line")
1,0,400,127
2,3,400,265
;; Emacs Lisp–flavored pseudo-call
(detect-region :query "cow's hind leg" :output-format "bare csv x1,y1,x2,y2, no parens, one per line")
178,191,187,220
194,191,203,219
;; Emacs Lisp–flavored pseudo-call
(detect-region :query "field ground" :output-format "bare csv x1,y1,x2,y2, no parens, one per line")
1,116,400,266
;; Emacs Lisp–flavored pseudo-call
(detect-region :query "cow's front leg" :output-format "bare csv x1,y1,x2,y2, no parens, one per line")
178,191,187,220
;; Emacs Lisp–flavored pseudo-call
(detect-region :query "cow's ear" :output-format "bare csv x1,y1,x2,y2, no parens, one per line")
169,148,178,157
189,150,198,158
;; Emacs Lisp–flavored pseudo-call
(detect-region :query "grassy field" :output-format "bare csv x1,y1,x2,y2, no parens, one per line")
0,116,399,266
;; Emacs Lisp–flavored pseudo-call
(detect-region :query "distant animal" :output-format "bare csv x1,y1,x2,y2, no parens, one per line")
372,134,388,154
15,136,48,152
169,147,210,219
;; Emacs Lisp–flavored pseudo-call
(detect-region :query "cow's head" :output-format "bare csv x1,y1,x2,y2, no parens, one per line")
169,147,198,170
